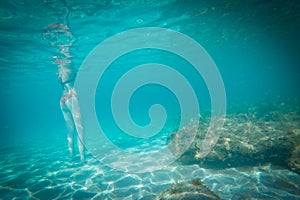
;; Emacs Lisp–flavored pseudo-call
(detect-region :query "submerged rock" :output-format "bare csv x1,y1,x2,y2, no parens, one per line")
288,144,300,175
168,102,300,175
155,178,220,200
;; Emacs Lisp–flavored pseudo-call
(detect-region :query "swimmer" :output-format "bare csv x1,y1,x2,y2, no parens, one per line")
43,22,85,161
58,67,85,161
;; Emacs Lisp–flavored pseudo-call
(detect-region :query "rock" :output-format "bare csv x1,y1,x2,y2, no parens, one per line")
168,102,300,175
155,178,220,200
288,143,300,175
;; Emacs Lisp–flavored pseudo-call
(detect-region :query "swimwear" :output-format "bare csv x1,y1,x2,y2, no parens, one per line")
60,93,76,104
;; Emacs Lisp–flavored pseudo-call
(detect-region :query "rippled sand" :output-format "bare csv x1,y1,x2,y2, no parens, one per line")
0,132,299,199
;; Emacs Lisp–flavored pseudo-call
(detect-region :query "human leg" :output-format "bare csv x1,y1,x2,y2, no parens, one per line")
60,102,76,157
70,97,85,160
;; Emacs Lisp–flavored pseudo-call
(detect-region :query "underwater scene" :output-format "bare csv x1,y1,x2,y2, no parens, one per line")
1,0,300,199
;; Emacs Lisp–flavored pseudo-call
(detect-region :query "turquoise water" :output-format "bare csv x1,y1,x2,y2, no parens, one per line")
1,0,300,199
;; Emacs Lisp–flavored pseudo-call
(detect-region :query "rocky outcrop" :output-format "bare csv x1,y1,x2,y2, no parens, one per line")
288,144,300,175
168,102,300,174
155,178,220,200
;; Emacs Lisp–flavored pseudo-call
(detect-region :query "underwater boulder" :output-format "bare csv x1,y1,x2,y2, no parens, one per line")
155,178,220,200
168,103,300,175
288,143,300,175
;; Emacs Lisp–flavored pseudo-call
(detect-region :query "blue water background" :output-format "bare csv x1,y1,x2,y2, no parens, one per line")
0,0,300,198
1,0,299,143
